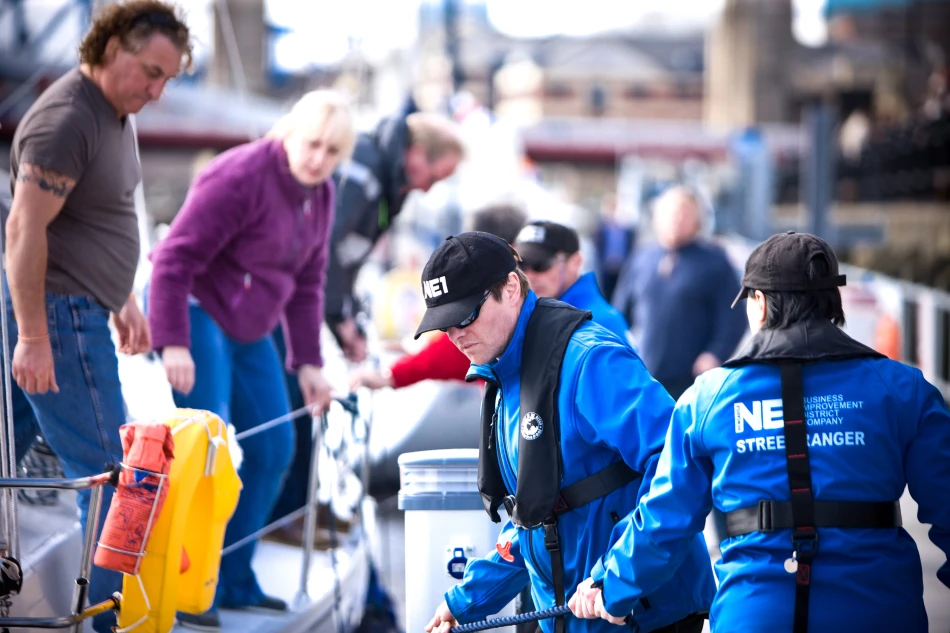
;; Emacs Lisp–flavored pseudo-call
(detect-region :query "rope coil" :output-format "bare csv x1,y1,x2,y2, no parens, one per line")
450,605,572,633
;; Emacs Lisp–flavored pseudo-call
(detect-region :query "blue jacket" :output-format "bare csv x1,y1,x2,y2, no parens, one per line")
446,292,715,633
559,272,634,348
593,335,950,632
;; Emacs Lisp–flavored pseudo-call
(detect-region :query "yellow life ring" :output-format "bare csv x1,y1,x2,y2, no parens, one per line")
116,409,241,633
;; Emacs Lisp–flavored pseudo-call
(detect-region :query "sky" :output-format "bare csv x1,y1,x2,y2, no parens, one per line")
265,0,728,72
1,0,829,72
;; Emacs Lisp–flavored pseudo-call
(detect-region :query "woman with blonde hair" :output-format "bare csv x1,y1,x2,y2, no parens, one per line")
147,89,354,629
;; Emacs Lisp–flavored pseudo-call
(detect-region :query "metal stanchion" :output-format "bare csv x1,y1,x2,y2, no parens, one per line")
70,484,104,633
295,415,323,607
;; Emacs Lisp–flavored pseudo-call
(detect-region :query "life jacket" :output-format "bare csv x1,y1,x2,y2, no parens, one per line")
476,298,641,633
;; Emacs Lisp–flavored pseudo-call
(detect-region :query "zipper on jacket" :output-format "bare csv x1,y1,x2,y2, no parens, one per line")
523,528,553,587
491,368,517,492
244,273,252,290
288,200,306,264
489,410,497,450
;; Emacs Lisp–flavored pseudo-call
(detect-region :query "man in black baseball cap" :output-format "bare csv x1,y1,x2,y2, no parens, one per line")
420,231,715,633
414,231,521,345
730,230,847,317
514,220,632,346
515,220,580,271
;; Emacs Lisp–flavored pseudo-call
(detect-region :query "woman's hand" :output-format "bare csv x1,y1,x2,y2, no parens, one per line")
162,345,195,395
298,364,333,415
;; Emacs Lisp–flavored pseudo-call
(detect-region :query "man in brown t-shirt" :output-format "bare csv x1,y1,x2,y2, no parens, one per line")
3,3,191,631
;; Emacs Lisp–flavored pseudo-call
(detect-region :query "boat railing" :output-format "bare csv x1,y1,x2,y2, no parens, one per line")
0,469,120,631
0,393,370,631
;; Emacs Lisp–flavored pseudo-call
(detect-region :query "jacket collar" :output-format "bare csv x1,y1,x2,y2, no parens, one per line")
724,319,883,368
559,271,598,306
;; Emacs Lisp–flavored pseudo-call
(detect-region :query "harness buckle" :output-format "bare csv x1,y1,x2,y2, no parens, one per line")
792,528,819,559
542,519,560,553
502,495,516,518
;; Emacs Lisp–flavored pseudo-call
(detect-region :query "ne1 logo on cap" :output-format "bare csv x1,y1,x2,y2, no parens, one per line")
423,275,449,299
517,225,546,244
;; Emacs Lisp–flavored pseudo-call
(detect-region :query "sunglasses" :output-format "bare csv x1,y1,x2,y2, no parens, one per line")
521,253,565,273
440,292,491,332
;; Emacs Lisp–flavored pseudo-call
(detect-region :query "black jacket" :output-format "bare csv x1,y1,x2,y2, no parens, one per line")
325,116,410,322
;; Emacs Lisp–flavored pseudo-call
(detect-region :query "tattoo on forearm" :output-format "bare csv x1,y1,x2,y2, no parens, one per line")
16,165,75,198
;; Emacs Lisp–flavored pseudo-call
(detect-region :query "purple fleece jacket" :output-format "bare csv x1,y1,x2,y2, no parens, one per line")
148,138,334,370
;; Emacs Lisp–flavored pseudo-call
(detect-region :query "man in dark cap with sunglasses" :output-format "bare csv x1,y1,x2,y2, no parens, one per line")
571,231,950,633
515,220,633,348
4,3,192,631
419,232,714,633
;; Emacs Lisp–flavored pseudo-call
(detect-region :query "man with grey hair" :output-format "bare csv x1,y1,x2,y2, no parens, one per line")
612,186,746,399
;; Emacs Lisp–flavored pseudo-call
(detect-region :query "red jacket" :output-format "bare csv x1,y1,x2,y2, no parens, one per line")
390,334,474,388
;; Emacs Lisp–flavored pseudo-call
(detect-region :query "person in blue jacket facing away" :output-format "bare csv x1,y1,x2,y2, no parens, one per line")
417,232,715,633
514,220,635,349
570,231,950,633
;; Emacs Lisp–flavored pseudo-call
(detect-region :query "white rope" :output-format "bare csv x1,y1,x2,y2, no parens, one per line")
233,405,311,441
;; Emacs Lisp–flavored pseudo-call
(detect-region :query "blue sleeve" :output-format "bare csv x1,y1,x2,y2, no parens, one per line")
590,386,715,616
573,343,674,473
445,520,531,623
905,372,950,589
704,251,747,363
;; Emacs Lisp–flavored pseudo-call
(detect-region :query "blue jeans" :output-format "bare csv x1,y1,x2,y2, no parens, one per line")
171,303,293,609
268,323,310,522
2,292,124,633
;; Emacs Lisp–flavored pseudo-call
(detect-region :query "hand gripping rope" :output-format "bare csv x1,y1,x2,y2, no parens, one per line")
449,605,572,633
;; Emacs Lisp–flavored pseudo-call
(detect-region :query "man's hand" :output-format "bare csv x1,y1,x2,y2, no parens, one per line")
424,601,458,633
348,368,393,391
569,578,626,625
162,345,195,395
335,317,367,363
112,294,151,355
12,337,58,395
298,364,333,415
692,351,720,376
570,578,600,620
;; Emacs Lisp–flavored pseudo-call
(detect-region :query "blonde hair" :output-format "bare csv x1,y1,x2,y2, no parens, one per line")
406,112,465,162
266,90,356,160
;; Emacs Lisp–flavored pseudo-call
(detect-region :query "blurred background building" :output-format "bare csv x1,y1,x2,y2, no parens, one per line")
2,2,949,630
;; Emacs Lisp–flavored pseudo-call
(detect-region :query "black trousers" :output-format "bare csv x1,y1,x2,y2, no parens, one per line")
653,612,707,633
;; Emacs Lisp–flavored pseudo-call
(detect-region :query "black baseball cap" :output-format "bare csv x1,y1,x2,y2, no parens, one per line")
414,232,517,339
514,221,580,271
731,231,846,308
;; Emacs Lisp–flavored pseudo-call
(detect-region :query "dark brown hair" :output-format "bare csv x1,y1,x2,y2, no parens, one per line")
487,246,530,301
79,0,193,71
751,254,846,329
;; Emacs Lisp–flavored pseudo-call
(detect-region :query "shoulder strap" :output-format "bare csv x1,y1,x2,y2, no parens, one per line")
780,363,817,633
